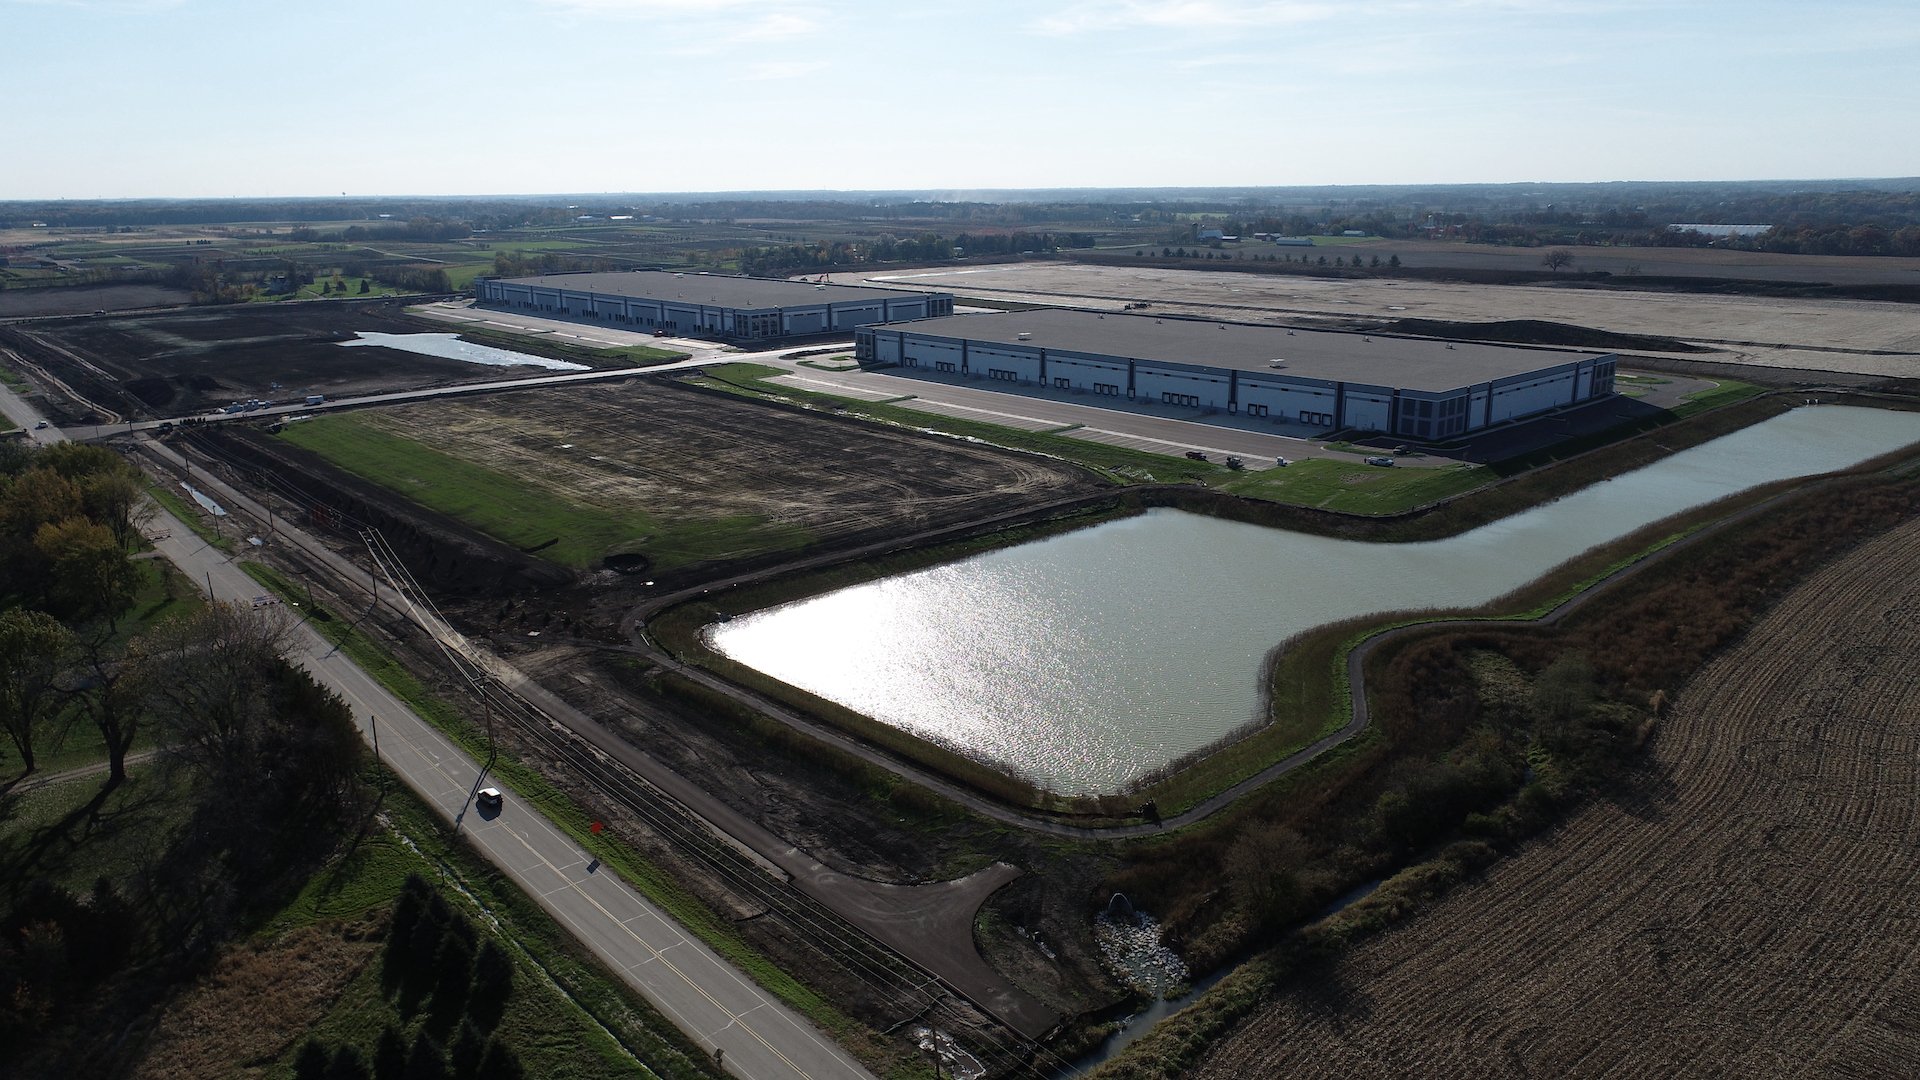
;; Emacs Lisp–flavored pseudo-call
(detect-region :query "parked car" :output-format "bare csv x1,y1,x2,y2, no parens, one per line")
1364,455,1397,467
476,787,504,811
1392,444,1411,455
1184,450,1209,461
1224,456,1245,470
1274,456,1290,467
34,420,48,430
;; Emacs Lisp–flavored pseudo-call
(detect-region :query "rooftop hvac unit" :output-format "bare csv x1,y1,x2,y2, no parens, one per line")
1017,332,1032,340
1268,359,1288,368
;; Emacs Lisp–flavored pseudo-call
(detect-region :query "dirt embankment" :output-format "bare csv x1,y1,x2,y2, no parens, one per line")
1375,316,1711,354
1193,515,1920,1078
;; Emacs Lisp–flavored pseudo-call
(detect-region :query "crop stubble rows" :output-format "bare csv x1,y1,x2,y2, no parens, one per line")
1195,516,1920,1078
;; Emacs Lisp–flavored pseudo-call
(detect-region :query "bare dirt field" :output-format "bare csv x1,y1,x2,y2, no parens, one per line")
1192,515,1920,1078
235,375,1101,593
0,301,618,420
826,263,1920,379
1303,238,1920,286
0,283,192,317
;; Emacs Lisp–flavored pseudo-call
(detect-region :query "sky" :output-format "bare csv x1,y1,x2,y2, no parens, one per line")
3,0,1918,199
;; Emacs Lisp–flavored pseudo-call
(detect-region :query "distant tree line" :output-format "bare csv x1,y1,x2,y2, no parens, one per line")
736,230,1093,273
289,218,473,244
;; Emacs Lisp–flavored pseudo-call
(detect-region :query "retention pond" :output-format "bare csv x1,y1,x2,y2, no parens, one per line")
709,406,1920,795
340,331,590,371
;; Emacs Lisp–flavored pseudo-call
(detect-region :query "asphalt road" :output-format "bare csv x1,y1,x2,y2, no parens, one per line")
128,429,1058,1042
1,386,873,1080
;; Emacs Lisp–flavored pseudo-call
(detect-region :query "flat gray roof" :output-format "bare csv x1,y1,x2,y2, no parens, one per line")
489,270,936,310
877,309,1609,392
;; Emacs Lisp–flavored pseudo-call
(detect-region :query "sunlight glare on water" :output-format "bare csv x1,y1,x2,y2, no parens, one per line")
340,331,590,371
710,406,1920,796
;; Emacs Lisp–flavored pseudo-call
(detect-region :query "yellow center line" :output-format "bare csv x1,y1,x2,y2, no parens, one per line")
501,823,817,1079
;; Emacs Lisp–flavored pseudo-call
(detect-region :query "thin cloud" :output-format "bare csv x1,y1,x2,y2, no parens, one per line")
1034,1,1343,34
534,0,798,15
739,11,820,38
1031,0,1627,35
743,59,830,80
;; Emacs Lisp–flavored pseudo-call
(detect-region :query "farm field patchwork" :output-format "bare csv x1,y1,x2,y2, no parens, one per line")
0,302,644,420
1191,515,1920,1078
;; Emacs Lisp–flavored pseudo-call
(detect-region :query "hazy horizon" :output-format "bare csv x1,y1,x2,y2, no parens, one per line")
5,0,1917,200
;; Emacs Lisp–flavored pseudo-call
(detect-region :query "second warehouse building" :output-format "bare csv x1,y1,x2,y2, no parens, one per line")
478,270,954,341
856,309,1617,438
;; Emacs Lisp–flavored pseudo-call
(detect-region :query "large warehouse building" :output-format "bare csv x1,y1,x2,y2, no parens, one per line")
477,270,953,341
855,309,1617,438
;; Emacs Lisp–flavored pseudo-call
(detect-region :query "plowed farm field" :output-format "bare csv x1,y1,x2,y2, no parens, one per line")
1196,516,1920,1078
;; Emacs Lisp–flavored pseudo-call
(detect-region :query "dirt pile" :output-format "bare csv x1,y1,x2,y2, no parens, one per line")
1377,316,1711,354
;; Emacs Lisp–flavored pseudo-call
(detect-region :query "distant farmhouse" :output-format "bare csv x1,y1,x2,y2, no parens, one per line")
857,309,1617,438
477,270,953,342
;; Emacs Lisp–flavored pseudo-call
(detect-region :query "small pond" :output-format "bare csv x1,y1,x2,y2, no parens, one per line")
340,331,589,371
709,406,1920,795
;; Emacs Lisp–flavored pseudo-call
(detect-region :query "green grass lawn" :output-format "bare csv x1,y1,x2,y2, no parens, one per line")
276,416,654,570
1221,458,1490,513
275,414,808,571
146,480,235,552
1673,379,1765,414
0,768,195,912
445,263,492,290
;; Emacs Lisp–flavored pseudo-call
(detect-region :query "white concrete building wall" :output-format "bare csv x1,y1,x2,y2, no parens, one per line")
886,298,932,320
968,345,1041,383
900,338,964,370
1234,373,1343,423
1134,365,1231,409
832,302,885,329
1046,353,1128,392
1487,370,1578,424
1342,391,1393,432
783,308,828,334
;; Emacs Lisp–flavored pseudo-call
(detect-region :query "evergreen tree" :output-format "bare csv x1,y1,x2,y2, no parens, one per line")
449,1020,486,1080
326,1045,373,1080
373,1024,408,1080
474,1041,525,1080
404,1030,446,1080
294,1039,331,1080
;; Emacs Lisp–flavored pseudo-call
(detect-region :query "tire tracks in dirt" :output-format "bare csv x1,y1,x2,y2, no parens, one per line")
1193,515,1920,1078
